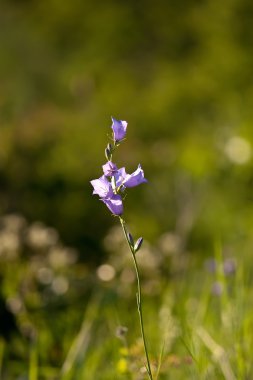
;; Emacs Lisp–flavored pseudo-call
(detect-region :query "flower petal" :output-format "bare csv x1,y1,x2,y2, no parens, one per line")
102,194,123,215
102,161,118,177
90,175,113,198
123,164,147,188
111,117,127,142
115,167,127,187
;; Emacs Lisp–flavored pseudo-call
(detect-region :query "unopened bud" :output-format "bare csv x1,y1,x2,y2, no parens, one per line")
105,147,111,161
134,237,143,253
127,232,134,247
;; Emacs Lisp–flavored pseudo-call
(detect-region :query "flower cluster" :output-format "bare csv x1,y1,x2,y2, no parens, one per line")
90,117,147,215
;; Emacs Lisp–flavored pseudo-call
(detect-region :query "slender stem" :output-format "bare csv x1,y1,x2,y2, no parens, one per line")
119,216,153,380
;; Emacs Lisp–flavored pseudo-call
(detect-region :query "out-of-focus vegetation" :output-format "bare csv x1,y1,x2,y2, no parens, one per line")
1,0,253,378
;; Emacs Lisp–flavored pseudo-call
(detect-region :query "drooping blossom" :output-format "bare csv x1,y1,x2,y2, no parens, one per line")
122,164,147,188
111,117,127,142
102,194,123,215
90,175,113,198
102,161,118,177
90,175,123,215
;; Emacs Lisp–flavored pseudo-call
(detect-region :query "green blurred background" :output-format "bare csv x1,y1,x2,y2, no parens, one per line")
1,0,253,259
1,0,253,377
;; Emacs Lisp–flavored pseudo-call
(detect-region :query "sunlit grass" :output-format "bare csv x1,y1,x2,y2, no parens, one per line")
1,213,252,379
13,257,253,378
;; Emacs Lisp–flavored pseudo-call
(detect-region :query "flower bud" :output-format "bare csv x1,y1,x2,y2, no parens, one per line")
105,147,112,161
134,237,143,253
127,232,134,247
111,117,127,143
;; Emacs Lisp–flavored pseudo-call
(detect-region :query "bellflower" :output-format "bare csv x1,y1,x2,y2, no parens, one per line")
90,175,123,215
102,161,118,177
122,164,147,188
111,117,127,142
102,194,123,215
90,175,113,198
90,118,153,379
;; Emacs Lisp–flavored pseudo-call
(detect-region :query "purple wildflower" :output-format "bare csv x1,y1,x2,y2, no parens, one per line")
91,175,123,215
90,175,113,198
102,161,118,177
91,117,147,216
111,117,127,143
102,194,123,215
122,164,147,188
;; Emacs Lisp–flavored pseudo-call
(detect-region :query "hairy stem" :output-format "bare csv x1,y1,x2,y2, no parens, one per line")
119,216,153,380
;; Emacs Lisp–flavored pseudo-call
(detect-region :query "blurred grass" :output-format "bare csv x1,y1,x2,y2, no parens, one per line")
1,214,253,378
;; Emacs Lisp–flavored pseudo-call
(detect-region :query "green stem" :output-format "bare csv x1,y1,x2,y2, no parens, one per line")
119,216,153,380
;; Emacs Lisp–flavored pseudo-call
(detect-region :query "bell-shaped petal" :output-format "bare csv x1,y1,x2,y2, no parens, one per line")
115,167,127,187
90,175,113,198
111,117,127,142
102,161,118,177
102,194,123,215
122,164,147,188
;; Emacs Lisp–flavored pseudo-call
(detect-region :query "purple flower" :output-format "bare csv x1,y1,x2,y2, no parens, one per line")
91,118,147,216
111,117,127,142
91,175,123,215
122,164,147,188
102,161,118,177
102,194,123,215
90,175,113,198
